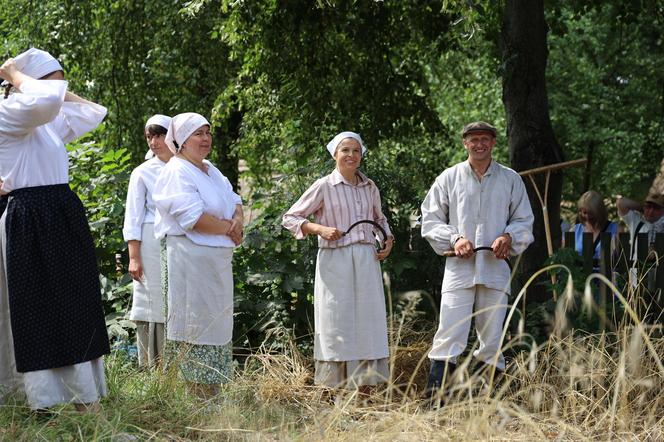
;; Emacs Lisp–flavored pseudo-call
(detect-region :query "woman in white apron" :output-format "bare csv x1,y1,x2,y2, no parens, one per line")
153,113,243,397
122,114,173,367
0,49,109,412
282,131,394,390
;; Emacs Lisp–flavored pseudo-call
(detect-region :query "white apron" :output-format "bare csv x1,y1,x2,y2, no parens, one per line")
129,223,165,323
314,243,389,361
165,235,233,346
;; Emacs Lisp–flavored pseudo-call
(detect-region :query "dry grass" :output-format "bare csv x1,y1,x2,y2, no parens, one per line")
1,271,663,440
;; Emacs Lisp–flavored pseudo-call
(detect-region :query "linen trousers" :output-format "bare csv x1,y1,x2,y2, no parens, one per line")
428,285,508,370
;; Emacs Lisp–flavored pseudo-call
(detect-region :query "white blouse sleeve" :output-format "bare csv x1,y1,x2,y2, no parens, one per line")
122,168,147,241
48,100,107,144
153,166,205,231
221,175,242,206
0,79,66,138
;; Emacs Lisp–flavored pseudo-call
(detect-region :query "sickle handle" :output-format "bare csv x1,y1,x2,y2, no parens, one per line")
441,247,512,271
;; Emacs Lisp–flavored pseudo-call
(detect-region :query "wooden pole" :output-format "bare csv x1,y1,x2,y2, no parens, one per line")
519,158,588,302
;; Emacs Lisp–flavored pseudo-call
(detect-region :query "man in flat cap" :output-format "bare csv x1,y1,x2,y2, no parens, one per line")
420,121,534,406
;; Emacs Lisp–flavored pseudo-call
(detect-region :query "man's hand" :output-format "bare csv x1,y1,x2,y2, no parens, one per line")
454,237,475,259
491,233,512,260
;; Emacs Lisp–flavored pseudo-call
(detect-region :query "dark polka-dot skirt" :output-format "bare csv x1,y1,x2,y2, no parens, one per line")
4,184,110,373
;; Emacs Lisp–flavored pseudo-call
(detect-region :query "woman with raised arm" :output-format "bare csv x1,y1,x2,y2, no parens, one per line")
153,112,243,398
0,48,109,412
123,114,173,367
282,131,394,393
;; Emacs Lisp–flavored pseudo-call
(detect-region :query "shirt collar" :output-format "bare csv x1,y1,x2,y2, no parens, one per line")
464,159,496,177
330,168,369,186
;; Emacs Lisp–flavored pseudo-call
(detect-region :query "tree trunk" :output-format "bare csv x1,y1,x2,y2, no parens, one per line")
502,0,564,301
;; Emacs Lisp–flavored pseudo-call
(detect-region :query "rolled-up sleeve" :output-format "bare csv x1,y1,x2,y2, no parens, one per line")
122,169,147,241
154,168,205,231
282,179,324,239
504,176,535,255
0,79,66,137
421,176,459,255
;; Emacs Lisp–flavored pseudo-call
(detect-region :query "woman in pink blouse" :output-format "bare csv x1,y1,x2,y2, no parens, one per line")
282,131,394,392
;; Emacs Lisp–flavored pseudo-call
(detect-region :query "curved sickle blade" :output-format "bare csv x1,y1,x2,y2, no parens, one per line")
343,220,388,251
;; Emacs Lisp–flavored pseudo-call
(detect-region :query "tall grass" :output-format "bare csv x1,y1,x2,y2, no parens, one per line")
1,269,662,441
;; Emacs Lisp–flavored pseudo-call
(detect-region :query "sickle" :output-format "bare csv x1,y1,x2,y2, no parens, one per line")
343,220,388,251
441,246,513,272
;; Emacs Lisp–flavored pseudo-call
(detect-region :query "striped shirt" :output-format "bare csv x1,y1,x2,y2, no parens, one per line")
282,169,392,248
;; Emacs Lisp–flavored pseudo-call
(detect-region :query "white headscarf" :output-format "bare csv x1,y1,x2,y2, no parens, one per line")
144,114,172,159
164,112,210,154
326,131,367,157
145,114,171,130
1,48,63,86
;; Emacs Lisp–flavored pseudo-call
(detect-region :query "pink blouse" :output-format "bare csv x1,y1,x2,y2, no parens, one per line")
282,169,392,248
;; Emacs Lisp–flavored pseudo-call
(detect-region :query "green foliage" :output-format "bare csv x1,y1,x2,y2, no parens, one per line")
547,3,664,200
3,0,662,348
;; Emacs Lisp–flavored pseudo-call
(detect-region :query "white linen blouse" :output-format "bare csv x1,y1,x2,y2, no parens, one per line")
421,160,534,293
122,157,167,241
153,156,241,247
0,79,107,191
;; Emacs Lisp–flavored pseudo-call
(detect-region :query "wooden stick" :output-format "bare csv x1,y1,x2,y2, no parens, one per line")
519,158,587,177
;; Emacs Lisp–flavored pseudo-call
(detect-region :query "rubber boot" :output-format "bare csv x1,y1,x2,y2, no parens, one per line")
424,360,456,408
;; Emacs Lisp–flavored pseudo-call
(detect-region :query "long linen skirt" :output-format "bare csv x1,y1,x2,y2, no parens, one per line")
0,203,106,409
130,223,165,367
162,235,234,384
314,243,390,387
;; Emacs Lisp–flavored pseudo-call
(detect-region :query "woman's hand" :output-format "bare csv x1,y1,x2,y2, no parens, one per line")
375,237,394,261
0,58,29,90
228,218,244,246
0,58,18,83
128,257,144,281
318,226,343,241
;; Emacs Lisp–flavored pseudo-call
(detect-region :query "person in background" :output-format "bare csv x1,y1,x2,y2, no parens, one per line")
282,131,394,394
617,192,664,321
571,190,620,263
0,48,109,412
123,114,173,367
153,112,243,398
617,192,664,259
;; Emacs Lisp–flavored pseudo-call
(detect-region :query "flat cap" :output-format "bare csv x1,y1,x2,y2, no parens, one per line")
645,192,664,208
462,121,497,138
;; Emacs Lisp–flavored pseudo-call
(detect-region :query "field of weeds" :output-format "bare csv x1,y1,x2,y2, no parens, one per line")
1,273,663,441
